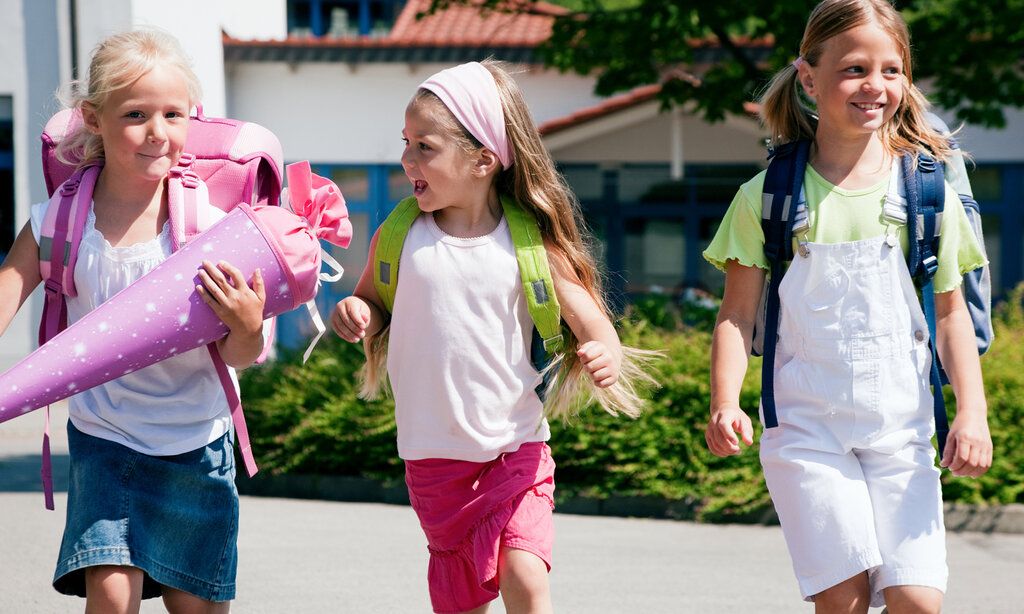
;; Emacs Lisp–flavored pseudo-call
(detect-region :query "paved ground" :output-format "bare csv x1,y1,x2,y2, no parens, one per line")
3,406,1024,613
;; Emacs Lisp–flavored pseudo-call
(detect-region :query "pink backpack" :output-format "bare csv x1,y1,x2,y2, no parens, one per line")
35,106,284,508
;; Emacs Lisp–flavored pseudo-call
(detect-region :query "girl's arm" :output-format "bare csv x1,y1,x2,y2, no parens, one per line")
0,223,43,337
706,260,763,456
934,288,992,477
197,260,266,369
546,244,621,388
332,228,389,342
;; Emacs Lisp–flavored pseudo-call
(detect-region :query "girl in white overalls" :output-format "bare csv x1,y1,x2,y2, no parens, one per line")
703,1,992,612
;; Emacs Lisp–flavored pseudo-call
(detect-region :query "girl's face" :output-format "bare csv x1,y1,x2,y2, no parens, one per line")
83,64,191,184
400,101,481,213
801,22,905,139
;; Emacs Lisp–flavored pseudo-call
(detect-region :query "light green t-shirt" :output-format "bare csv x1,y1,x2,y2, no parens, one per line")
703,164,987,293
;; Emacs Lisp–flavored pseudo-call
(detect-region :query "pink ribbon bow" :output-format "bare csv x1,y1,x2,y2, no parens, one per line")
285,161,353,248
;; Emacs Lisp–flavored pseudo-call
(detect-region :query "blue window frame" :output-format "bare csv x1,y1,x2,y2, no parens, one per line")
286,0,404,37
276,163,410,349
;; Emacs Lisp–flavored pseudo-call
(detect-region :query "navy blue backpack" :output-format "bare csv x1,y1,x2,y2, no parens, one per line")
753,115,992,458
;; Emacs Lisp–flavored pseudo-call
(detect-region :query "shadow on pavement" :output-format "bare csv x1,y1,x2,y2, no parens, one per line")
0,454,70,492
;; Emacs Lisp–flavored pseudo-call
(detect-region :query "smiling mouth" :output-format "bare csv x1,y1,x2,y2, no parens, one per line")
413,180,428,196
852,103,885,111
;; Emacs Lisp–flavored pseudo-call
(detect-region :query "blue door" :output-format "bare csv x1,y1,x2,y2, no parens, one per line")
275,163,411,351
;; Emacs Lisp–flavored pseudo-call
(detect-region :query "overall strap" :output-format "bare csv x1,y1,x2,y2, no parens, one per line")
501,195,564,357
373,197,421,313
759,139,810,429
904,152,949,458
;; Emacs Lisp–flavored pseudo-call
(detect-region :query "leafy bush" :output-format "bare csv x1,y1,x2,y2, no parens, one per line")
240,289,1024,521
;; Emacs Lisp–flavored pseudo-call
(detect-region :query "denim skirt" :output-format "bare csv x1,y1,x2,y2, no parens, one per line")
53,422,239,601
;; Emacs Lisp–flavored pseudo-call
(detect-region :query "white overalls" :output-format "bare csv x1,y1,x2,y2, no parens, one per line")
759,210,948,605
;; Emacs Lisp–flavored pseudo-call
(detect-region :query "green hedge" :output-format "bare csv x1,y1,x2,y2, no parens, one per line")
240,289,1024,521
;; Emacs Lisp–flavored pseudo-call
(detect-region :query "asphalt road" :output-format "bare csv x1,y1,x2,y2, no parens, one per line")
2,406,1023,613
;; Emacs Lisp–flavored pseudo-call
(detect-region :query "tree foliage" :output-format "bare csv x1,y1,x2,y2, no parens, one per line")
427,0,1024,127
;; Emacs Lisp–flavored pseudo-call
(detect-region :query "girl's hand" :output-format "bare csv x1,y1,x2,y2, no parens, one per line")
941,412,993,478
577,340,621,388
332,296,371,343
196,260,266,336
706,407,754,457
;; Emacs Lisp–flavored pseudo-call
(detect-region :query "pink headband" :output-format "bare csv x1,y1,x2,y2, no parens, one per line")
792,56,806,71
419,62,513,170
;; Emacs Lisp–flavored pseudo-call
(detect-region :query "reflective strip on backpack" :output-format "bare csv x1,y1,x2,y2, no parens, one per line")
373,197,422,313
501,195,564,356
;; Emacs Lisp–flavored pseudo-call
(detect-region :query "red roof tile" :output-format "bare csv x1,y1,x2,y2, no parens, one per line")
389,0,565,46
223,0,565,49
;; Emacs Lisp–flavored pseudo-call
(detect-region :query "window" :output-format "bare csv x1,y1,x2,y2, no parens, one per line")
287,0,404,37
0,96,13,258
330,167,370,202
624,218,685,293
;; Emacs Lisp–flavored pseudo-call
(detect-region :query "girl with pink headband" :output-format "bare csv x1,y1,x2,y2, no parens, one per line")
332,60,655,613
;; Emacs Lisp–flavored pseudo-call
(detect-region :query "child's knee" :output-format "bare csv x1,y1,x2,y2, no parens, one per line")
813,572,871,613
881,585,943,614
497,547,549,597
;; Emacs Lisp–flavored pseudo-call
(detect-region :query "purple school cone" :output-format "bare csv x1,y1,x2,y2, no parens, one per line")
0,162,351,424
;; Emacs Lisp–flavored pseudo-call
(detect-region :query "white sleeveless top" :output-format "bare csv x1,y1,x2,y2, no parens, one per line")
30,198,234,455
387,213,550,461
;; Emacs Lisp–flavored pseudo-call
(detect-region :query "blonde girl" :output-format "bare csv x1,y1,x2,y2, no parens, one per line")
703,1,991,612
0,30,265,611
331,60,652,613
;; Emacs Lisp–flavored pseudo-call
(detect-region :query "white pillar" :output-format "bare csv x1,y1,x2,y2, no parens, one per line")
670,107,684,180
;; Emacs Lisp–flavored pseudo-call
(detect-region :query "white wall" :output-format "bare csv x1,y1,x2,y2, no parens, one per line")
221,0,287,40
550,104,767,165
73,0,228,116
950,107,1024,163
226,62,604,163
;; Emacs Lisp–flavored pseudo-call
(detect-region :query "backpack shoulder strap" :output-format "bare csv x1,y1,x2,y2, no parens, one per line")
38,165,101,344
373,197,421,313
167,153,203,250
903,150,950,458
36,164,99,509
758,139,811,429
501,195,563,357
904,151,945,283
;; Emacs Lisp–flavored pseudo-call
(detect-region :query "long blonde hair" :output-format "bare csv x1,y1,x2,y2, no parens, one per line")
360,60,657,419
57,29,202,168
759,0,952,161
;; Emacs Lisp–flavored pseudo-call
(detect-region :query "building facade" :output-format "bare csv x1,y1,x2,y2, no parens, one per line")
2,0,1022,361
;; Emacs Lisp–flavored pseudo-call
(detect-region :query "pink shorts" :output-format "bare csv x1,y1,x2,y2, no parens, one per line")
404,442,556,614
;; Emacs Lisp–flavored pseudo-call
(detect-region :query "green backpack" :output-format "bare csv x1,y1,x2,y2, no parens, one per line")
372,195,566,375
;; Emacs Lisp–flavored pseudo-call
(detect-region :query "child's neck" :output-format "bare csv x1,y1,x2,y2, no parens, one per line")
810,131,893,190
91,169,168,247
433,187,503,238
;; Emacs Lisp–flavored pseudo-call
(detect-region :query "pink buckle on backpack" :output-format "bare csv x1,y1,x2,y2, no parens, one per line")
43,278,63,297
175,152,196,169
179,170,200,189
59,177,81,197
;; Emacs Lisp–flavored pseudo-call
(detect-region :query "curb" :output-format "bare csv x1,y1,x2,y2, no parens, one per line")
237,473,1024,534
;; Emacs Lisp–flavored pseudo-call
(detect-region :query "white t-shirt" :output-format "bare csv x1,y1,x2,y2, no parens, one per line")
387,213,550,462
30,197,236,455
